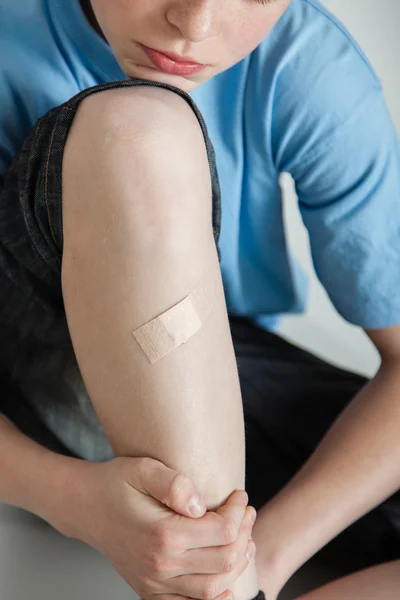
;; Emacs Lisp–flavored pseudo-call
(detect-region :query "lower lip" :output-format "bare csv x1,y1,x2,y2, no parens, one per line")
141,45,206,76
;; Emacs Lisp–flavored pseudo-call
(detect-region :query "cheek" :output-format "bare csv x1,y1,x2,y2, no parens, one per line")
227,3,290,62
231,29,265,58
229,26,268,60
91,0,142,38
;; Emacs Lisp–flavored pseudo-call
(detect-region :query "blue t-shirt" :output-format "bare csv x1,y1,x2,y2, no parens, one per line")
1,0,400,331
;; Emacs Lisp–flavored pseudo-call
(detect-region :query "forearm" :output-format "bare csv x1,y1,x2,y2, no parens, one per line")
253,360,400,595
0,412,78,531
295,560,400,600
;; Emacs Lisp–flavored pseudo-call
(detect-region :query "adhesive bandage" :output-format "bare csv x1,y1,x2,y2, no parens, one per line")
132,283,212,364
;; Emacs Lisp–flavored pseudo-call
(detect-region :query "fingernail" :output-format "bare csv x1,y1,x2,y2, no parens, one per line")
251,509,257,524
246,544,256,561
242,492,248,505
189,496,203,516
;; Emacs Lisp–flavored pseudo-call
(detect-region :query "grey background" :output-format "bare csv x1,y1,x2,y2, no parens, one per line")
1,1,399,598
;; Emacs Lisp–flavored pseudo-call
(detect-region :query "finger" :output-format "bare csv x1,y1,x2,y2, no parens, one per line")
161,540,256,600
173,505,256,576
176,489,249,551
125,457,207,519
156,589,232,600
215,490,249,543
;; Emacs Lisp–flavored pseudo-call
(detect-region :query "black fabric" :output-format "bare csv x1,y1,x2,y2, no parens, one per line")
251,590,266,600
3,315,400,575
0,78,398,578
1,371,75,457
0,79,221,453
230,316,400,576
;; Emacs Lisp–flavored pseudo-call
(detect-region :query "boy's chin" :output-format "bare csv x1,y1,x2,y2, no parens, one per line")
122,61,210,92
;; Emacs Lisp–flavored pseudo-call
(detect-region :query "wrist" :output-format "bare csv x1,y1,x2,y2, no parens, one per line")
0,415,95,541
43,455,96,541
251,500,302,597
255,544,288,599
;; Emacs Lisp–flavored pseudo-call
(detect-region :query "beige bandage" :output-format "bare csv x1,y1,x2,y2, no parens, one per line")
132,283,212,364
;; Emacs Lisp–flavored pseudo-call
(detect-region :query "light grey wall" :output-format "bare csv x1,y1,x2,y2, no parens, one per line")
279,0,400,377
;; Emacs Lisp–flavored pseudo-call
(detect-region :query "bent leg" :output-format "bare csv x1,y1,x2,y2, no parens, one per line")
61,86,258,600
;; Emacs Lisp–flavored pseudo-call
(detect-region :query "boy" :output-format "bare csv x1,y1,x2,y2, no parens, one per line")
1,1,399,599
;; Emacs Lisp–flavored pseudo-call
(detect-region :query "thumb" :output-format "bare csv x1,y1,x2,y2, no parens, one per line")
129,456,207,518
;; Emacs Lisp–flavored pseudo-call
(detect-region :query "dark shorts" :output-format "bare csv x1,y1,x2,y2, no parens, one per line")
0,79,399,576
0,79,221,460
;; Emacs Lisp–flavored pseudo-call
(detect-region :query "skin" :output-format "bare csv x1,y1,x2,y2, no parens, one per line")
253,327,400,599
79,0,291,92
79,1,400,598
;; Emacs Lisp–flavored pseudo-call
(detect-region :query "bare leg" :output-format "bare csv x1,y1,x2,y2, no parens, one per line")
295,560,400,599
61,86,258,600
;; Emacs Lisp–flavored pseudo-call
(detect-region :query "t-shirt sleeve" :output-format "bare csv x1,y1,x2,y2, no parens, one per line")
272,56,400,329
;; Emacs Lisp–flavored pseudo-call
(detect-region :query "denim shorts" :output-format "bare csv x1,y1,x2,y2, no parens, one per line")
1,77,400,570
0,79,221,461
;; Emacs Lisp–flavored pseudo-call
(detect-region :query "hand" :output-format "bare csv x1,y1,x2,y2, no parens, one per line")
59,456,257,600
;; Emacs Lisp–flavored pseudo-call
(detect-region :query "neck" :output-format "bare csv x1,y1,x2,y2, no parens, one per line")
79,0,107,42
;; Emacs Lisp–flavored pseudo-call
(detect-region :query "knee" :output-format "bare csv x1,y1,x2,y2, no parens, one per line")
72,86,204,154
63,86,213,248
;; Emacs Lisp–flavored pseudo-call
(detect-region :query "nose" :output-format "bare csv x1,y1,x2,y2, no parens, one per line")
167,0,221,43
